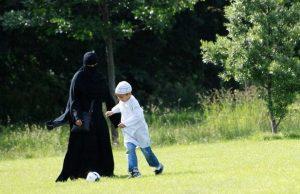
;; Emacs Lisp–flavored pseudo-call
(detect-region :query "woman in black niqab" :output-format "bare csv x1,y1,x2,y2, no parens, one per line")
47,51,120,182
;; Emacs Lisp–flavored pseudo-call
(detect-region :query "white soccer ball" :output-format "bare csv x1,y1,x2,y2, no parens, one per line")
86,172,100,182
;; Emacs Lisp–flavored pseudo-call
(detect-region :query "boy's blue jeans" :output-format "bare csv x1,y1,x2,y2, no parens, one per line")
126,142,160,172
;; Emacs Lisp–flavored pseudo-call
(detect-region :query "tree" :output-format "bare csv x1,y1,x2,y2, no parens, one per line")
1,0,196,140
1,0,196,93
201,0,300,133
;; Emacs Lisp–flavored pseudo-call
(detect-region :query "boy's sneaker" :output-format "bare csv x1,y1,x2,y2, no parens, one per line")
128,169,141,179
154,164,164,175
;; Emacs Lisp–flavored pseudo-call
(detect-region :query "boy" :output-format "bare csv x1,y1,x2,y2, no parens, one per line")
105,81,164,178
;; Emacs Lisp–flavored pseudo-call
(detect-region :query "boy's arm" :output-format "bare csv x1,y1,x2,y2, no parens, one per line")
104,80,120,127
105,103,120,117
111,103,121,114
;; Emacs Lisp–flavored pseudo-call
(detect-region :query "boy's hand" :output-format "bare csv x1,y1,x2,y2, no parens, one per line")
75,119,82,126
105,111,114,117
118,123,126,128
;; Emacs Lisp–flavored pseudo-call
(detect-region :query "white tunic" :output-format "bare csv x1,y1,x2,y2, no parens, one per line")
111,95,151,148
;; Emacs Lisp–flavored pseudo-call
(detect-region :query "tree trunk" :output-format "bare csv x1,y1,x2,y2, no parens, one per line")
102,1,119,144
266,77,278,134
270,116,278,134
105,37,119,144
105,37,116,98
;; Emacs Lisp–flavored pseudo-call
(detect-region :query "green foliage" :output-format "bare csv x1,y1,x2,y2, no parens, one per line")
202,0,300,132
279,95,300,138
133,0,197,32
1,0,197,40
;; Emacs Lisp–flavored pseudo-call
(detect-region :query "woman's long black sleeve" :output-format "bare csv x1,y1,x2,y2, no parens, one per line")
69,73,82,122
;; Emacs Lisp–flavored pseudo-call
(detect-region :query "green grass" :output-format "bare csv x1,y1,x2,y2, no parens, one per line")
0,140,299,194
0,125,68,160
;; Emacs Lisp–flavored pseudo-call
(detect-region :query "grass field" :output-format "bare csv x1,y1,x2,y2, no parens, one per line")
0,140,299,194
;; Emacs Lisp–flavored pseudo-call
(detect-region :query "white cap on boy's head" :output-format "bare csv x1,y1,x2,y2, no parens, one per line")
115,81,132,94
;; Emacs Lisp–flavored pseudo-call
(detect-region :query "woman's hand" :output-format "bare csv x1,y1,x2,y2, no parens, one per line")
75,119,82,126
118,123,126,128
105,111,114,117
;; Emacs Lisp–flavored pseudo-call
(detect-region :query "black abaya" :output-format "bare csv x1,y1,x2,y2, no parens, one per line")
49,65,120,182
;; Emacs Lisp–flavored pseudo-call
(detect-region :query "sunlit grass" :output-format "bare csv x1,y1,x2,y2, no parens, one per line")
0,140,299,194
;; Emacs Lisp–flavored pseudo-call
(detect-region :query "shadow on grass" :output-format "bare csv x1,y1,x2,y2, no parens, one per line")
111,175,130,179
112,170,203,179
262,133,300,141
284,133,300,139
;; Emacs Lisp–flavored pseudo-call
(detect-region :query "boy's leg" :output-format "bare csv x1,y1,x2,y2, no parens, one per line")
141,146,163,175
126,142,138,172
140,146,160,168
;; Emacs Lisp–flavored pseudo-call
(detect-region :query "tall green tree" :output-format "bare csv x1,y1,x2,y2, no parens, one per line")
202,0,300,133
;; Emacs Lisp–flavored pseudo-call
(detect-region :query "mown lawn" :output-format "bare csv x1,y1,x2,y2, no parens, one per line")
0,140,299,194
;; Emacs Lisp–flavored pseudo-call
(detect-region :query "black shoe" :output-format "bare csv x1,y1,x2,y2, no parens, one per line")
128,169,141,178
154,164,164,175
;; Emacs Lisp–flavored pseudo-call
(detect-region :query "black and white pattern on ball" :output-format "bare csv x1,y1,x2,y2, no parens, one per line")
93,172,100,181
